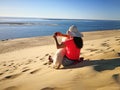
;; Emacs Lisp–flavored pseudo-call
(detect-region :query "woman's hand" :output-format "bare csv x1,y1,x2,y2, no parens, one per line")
55,32,63,36
53,32,65,49
53,33,56,38
53,32,62,38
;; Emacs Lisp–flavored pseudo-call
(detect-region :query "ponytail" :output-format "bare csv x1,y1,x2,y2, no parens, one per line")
73,37,83,48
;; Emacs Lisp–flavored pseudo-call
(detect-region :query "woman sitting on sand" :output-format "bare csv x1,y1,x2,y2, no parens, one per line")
49,25,83,69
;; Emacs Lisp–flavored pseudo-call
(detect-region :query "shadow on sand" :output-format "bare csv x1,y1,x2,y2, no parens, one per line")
63,58,120,72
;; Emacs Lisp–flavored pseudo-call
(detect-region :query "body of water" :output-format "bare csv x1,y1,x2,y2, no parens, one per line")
0,17,120,40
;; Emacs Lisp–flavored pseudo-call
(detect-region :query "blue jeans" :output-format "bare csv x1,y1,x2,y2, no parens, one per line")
62,56,75,66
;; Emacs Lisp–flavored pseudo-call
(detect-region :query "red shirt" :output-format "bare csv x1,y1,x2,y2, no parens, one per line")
63,38,80,60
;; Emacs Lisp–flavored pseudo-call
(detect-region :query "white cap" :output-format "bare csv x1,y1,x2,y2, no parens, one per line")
66,25,83,37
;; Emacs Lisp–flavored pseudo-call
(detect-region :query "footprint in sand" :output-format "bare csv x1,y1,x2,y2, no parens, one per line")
104,40,110,42
40,53,49,61
6,63,14,67
112,73,120,84
13,65,17,69
0,60,15,67
101,42,110,47
0,72,4,75
2,69,9,73
22,67,30,72
115,38,120,45
0,73,22,81
43,62,48,65
115,37,120,38
115,39,120,41
22,69,30,72
2,65,18,74
40,58,44,60
24,59,33,65
5,73,22,79
118,41,120,45
105,46,111,49
117,52,120,56
35,56,39,58
1,63,7,67
30,69,41,74
45,53,49,56
16,63,21,67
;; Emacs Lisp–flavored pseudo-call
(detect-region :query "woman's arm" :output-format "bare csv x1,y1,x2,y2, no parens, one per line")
53,33,65,49
55,32,70,38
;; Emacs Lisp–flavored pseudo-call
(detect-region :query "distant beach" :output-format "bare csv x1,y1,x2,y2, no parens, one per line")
0,17,120,40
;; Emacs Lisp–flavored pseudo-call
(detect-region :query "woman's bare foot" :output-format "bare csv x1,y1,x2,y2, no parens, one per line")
53,65,60,69
48,55,61,69
48,55,53,63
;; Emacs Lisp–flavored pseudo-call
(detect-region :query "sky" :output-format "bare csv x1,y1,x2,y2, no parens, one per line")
0,0,120,20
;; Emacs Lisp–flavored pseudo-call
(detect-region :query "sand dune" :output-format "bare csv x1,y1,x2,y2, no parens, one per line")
0,30,120,90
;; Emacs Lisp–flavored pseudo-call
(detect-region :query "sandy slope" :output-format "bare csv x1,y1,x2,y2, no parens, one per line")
0,30,120,90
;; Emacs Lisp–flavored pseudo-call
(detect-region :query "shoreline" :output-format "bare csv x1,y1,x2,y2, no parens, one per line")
0,29,120,54
0,29,120,41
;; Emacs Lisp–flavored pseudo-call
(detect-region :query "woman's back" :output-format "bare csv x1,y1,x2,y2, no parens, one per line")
63,38,81,60
73,37,83,48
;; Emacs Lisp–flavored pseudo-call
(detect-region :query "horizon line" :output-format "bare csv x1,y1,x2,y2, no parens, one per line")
0,16,120,21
